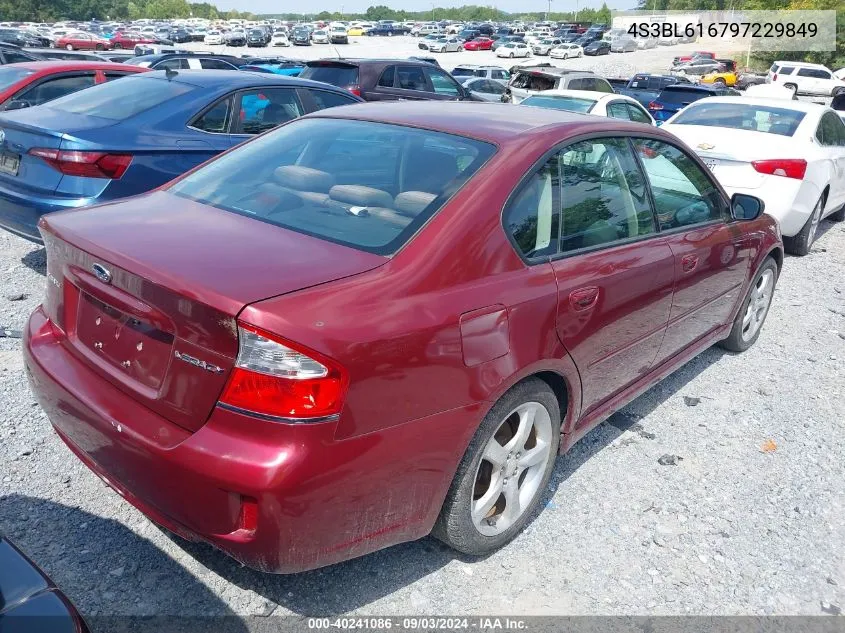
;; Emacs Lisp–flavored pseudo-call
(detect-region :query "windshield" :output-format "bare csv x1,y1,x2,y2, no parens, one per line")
671,102,806,136
0,67,35,92
521,95,595,113
44,75,195,120
168,118,495,255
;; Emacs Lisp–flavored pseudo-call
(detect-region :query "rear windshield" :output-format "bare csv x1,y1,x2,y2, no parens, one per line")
299,64,359,87
658,88,710,104
671,102,806,136
168,118,496,255
521,95,595,113
44,75,195,120
0,67,35,92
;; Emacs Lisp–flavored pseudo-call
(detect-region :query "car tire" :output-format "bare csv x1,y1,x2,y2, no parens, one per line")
719,257,778,353
95,43,104,50
833,87,845,98
714,78,726,87
432,378,561,556
785,194,825,256
458,46,464,51
783,82,797,95
509,51,514,57
114,42,123,49
65,44,74,50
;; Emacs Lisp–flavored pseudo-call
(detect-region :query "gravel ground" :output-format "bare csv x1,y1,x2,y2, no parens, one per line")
1,220,844,621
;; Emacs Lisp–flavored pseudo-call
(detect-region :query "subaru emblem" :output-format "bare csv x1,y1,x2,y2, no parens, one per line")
92,263,112,284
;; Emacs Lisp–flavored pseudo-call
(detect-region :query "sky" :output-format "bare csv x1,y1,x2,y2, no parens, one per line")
229,0,632,15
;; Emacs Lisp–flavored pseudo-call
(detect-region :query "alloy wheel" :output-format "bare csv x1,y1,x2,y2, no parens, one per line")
741,268,775,342
471,402,553,536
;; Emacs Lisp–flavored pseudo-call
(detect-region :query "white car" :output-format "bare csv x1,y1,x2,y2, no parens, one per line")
496,41,531,58
204,30,224,45
766,61,845,98
636,35,658,49
520,90,655,126
428,36,462,53
312,29,329,44
662,96,845,255
550,43,583,59
270,32,290,46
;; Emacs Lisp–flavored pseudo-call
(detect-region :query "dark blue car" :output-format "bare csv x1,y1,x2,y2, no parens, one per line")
0,70,362,242
647,83,736,124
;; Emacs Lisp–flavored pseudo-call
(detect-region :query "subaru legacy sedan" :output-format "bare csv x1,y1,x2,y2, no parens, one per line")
25,102,782,573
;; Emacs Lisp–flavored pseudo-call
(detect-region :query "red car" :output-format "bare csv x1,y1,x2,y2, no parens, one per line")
0,61,146,111
110,32,156,49
464,36,494,51
674,50,715,64
55,32,113,51
25,103,782,574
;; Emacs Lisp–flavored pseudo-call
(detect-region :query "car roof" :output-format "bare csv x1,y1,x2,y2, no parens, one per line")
137,69,350,91
132,52,240,62
304,58,432,66
773,60,826,68
306,100,668,146
680,95,829,113
2,60,143,73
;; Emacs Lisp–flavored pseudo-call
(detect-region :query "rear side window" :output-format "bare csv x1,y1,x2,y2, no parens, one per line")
606,102,631,120
190,96,231,133
658,88,707,104
377,66,395,87
300,64,359,88
3,51,37,64
503,156,560,259
45,76,195,120
169,118,495,255
200,58,236,70
627,103,653,124
156,58,189,70
778,66,795,75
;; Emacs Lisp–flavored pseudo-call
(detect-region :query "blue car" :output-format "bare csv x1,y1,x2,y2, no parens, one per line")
238,62,303,76
647,83,736,124
0,70,362,242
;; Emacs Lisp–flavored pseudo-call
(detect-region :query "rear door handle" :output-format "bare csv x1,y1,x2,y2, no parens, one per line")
681,254,699,273
569,286,600,311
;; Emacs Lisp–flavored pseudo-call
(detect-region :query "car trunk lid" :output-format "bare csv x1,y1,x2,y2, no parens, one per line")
39,190,387,432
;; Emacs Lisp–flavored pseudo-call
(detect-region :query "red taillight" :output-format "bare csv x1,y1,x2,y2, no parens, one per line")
751,159,807,180
29,149,132,179
219,323,348,420
347,85,361,96
773,73,778,81
647,101,662,110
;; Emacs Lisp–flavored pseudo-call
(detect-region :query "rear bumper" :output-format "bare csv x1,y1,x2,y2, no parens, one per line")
24,307,480,573
0,184,96,243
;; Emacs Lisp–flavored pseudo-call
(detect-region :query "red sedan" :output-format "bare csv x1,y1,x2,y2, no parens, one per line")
464,36,494,51
110,32,156,49
25,102,782,573
0,61,146,111
55,32,113,51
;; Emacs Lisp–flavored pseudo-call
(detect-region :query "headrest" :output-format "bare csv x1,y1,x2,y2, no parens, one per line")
394,191,437,217
274,166,334,193
329,185,393,209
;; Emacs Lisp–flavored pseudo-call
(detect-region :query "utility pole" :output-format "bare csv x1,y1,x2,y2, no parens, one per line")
547,0,552,20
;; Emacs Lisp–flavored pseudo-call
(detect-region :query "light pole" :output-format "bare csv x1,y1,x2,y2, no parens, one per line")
547,0,552,21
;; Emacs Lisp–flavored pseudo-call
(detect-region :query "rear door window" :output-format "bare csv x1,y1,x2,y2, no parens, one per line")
17,74,96,107
200,58,236,70
156,58,189,70
305,88,359,111
234,87,303,135
377,65,396,87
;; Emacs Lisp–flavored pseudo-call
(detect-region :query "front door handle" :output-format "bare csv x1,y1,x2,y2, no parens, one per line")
681,254,699,273
569,286,600,311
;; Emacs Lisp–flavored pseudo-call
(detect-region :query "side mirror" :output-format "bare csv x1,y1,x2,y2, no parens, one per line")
731,193,764,221
5,100,31,111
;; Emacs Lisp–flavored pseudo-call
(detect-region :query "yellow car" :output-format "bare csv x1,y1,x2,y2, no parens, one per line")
347,27,364,36
700,72,737,87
